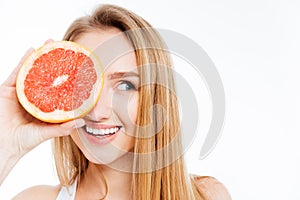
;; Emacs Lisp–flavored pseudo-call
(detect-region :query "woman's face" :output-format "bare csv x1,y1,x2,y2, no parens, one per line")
70,29,139,165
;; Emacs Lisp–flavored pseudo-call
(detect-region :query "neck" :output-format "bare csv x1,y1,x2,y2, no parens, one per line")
77,156,133,199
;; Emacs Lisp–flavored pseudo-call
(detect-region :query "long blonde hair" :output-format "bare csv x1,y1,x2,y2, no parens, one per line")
53,4,204,200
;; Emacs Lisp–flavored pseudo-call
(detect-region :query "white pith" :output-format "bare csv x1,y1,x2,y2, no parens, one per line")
15,41,104,123
52,75,69,86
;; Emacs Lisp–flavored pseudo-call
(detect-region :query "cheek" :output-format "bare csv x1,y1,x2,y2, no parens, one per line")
70,131,80,146
70,132,83,153
70,131,98,163
128,93,138,123
112,92,138,126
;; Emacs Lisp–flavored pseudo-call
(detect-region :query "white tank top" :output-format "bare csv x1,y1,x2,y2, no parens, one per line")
56,179,77,200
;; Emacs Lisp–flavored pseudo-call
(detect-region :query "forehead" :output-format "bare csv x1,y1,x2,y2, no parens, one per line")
75,29,137,73
75,28,123,49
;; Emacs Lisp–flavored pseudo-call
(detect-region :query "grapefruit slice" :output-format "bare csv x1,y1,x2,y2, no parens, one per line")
16,41,103,123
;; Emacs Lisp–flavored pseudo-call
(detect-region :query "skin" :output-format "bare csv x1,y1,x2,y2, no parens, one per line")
12,29,138,199
0,30,232,200
70,29,139,199
0,45,85,187
71,29,138,166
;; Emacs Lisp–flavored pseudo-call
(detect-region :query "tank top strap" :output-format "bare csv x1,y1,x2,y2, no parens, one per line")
56,179,77,200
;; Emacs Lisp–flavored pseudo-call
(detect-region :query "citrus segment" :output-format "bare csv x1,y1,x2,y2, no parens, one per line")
16,41,103,123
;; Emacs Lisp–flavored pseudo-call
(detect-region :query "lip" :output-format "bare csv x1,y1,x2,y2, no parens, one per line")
85,121,121,130
81,121,122,145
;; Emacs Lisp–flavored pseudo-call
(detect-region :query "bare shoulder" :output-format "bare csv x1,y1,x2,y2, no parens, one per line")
192,176,232,200
12,185,60,200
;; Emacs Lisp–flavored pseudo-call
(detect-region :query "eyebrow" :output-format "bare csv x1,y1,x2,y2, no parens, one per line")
108,71,140,80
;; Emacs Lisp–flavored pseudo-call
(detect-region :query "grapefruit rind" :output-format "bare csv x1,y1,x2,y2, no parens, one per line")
16,41,104,123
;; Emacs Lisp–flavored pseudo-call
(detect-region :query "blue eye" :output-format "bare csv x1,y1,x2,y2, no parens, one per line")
117,81,136,91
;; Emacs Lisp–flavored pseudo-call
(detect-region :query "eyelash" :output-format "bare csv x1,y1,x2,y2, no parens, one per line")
116,81,137,91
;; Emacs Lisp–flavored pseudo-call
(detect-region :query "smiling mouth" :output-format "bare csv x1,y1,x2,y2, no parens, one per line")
84,125,122,137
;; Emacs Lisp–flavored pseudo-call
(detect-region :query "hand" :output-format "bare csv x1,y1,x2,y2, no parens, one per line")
0,46,85,159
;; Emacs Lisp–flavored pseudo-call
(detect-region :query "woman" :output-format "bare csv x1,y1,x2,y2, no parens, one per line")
0,4,231,200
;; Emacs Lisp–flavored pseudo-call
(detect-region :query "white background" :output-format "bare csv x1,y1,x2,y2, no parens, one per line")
0,0,299,199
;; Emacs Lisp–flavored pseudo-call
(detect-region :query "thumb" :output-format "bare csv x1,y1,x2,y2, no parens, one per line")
60,118,86,132
36,118,85,142
16,119,85,156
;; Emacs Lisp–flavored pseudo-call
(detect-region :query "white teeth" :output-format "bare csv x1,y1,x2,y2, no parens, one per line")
85,126,120,136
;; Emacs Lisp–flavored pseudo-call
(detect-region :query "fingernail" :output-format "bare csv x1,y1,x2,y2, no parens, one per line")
60,118,85,129
72,118,85,129
44,39,54,44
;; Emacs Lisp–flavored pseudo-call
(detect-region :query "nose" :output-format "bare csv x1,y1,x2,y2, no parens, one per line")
87,83,112,121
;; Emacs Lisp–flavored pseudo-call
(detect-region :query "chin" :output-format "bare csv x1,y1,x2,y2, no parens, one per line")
82,148,129,165
70,129,135,168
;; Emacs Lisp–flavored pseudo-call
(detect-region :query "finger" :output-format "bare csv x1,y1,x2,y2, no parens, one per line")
2,48,34,87
3,39,54,87
16,119,85,154
44,39,55,44
37,118,85,142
